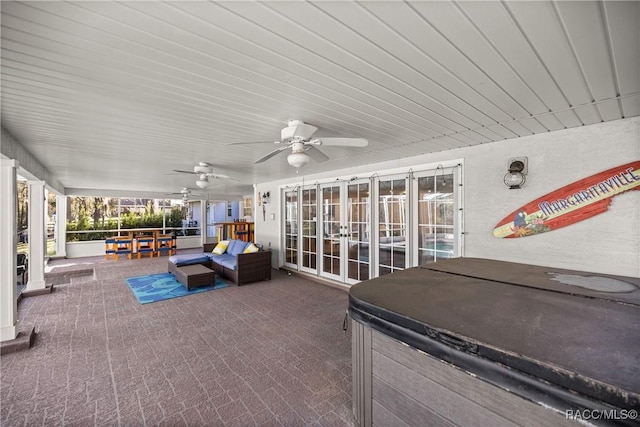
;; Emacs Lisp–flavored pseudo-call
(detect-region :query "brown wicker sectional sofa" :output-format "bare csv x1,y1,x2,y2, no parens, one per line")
168,240,271,285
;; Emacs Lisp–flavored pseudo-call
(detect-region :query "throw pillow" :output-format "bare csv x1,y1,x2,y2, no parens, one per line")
212,240,229,255
227,240,248,256
243,243,259,254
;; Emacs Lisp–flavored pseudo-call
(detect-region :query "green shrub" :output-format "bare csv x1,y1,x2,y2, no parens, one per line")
167,208,183,228
120,212,140,229
66,206,187,241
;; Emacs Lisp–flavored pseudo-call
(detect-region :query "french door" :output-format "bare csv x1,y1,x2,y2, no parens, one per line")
320,184,342,281
283,189,298,269
319,181,371,283
280,163,461,283
377,175,408,276
346,181,371,283
300,187,318,274
415,171,456,264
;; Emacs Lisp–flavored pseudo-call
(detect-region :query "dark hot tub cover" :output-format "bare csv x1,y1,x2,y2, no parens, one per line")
349,258,640,419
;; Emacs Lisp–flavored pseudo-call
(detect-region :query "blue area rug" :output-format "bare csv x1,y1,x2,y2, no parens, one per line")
125,272,228,304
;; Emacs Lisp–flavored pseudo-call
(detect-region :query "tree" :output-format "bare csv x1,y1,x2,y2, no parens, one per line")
91,197,105,227
16,181,29,242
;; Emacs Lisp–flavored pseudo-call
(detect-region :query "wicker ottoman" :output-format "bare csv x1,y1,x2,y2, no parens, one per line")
174,264,215,291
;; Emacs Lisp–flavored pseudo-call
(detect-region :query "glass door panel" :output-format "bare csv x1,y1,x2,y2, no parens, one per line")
283,189,298,268
378,177,407,276
321,185,342,280
301,187,318,272
417,173,455,264
347,181,370,283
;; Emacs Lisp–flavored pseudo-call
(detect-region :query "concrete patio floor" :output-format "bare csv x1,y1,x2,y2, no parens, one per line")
1,252,356,426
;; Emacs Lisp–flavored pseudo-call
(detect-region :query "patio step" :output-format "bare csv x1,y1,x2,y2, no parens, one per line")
0,324,36,355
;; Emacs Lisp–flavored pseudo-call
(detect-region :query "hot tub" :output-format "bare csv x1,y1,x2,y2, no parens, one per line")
348,258,640,426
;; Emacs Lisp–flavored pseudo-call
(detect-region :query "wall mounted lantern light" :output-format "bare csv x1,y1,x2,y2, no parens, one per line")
504,157,528,189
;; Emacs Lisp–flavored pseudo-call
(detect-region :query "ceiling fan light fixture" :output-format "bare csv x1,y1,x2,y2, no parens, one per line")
287,151,310,168
196,176,209,188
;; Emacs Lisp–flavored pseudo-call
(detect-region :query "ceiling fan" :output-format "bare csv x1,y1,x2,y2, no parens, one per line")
172,162,231,188
230,119,368,168
166,188,203,202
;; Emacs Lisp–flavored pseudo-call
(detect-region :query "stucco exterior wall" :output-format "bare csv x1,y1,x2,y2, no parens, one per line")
463,117,639,276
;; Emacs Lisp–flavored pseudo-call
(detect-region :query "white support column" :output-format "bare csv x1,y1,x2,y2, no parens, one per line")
200,200,207,247
25,180,46,291
55,194,67,257
0,159,18,342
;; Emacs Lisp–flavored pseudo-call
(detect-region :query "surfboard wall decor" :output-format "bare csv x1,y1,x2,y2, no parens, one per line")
493,160,640,238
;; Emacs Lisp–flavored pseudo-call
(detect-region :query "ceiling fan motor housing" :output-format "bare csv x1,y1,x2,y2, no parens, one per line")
281,120,317,141
194,163,212,174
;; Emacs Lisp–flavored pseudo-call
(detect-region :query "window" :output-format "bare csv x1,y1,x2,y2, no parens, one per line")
46,190,57,256
242,196,253,219
65,196,189,241
16,179,28,255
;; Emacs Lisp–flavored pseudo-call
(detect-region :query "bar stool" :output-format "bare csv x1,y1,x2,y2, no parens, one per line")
136,235,155,259
113,236,133,260
156,235,176,256
105,238,117,260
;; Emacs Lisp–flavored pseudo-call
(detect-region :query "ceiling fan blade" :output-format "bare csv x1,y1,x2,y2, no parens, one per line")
172,169,198,175
311,137,368,147
207,173,231,179
254,146,289,164
305,146,330,163
227,141,278,145
209,174,240,182
175,192,205,197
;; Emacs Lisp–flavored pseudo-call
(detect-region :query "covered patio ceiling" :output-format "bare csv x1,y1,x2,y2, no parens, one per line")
1,1,638,199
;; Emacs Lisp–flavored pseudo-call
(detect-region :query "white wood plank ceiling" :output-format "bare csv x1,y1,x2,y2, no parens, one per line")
1,1,638,198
